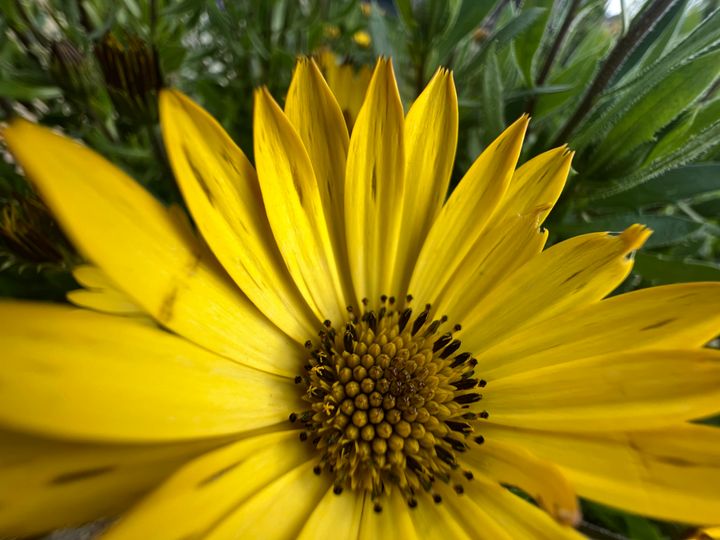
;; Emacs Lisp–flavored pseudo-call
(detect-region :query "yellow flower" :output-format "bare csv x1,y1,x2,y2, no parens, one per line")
353,30,372,48
2,57,720,539
318,50,372,130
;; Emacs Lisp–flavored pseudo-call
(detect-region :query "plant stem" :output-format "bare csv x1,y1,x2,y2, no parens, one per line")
551,0,678,146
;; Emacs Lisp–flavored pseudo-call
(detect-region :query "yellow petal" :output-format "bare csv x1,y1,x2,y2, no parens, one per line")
409,116,528,306
481,282,720,379
2,119,300,377
432,482,514,540
392,68,458,295
497,146,573,223
483,422,720,524
285,58,351,292
459,224,651,354
432,210,547,319
407,491,472,540
298,488,364,540
464,438,580,524
345,58,405,305
204,460,329,540
359,490,417,540
0,429,212,538
463,478,585,539
484,349,720,431
160,90,317,342
254,87,351,323
68,265,144,316
0,302,301,441
105,431,309,540
319,51,372,129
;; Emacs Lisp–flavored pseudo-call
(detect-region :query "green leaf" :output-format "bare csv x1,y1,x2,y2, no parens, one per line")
601,163,720,208
633,253,720,283
588,49,720,171
554,214,704,248
0,80,62,100
481,44,505,141
490,7,547,50
369,2,396,57
512,0,552,85
435,0,496,62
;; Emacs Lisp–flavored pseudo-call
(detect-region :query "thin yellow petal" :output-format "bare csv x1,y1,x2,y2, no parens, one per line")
68,265,144,316
497,146,573,223
481,282,720,379
392,68,458,295
345,58,405,304
160,90,317,342
0,430,212,538
459,224,652,354
409,116,529,306
0,302,301,441
432,210,547,318
298,489,364,540
204,460,329,540
254,87,350,323
2,119,300,377
464,478,585,540
485,349,720,431
407,491,472,540
105,431,308,540
319,52,371,129
464,439,580,524
483,423,720,524
359,490,417,540
285,58,351,291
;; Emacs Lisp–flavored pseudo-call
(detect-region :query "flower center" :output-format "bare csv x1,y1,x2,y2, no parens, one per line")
290,295,488,510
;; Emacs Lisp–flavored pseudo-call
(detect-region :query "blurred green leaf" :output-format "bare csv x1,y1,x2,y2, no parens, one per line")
512,0,552,85
481,43,505,141
602,163,720,208
634,252,720,283
0,80,62,99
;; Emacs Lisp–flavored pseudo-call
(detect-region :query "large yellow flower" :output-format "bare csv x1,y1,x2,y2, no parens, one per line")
2,58,720,539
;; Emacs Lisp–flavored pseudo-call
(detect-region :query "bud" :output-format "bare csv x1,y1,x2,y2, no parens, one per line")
94,33,163,123
0,192,74,271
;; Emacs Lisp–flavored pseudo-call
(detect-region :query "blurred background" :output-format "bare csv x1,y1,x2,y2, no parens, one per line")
0,0,718,538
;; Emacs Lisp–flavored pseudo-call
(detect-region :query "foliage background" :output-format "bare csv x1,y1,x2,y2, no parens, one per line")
0,0,718,538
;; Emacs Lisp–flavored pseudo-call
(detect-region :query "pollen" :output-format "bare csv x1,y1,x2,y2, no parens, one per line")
290,295,487,506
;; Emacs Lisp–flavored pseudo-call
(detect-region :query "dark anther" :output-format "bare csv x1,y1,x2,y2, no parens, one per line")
412,309,430,335
374,503,383,513
408,498,418,508
440,315,448,323
439,339,462,359
389,296,396,304
312,436,321,447
453,324,462,331
479,411,489,419
474,435,485,444
313,465,322,475
309,387,326,399
299,432,308,441
289,412,298,423
461,370,475,380
454,393,482,404
433,494,442,504
463,471,474,480
317,366,337,382
406,456,423,473
343,330,355,352
362,297,368,306
446,420,472,434
398,308,413,332
294,376,302,384
454,485,464,495
323,319,331,328
478,379,487,387
424,320,441,337
380,294,388,303
304,340,312,349
367,311,377,332
333,485,343,495
462,412,478,420
469,358,478,367
346,305,354,312
434,444,456,466
304,363,312,371
451,378,478,391
443,436,468,452
406,294,413,303
449,352,471,368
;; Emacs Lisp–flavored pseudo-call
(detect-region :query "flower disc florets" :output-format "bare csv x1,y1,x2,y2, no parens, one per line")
290,295,487,509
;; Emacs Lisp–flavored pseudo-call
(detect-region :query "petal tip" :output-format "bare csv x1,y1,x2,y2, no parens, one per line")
620,224,653,251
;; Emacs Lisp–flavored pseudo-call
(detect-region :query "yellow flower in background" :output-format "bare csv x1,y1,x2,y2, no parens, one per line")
318,50,372,129
2,57,720,539
353,30,372,48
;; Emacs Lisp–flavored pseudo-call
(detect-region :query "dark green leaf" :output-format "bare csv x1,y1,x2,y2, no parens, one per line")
633,253,720,283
